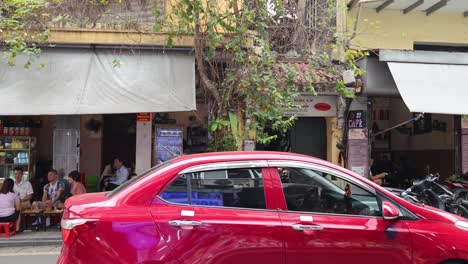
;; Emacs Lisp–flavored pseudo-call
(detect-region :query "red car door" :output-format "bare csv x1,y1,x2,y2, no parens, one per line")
270,163,413,264
150,163,284,264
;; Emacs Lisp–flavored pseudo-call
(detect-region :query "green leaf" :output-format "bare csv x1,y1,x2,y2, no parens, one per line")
229,112,239,138
208,122,219,132
112,59,122,68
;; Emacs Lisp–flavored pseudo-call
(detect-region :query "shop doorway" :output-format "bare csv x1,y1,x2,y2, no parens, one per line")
102,114,136,172
290,117,327,159
371,98,456,188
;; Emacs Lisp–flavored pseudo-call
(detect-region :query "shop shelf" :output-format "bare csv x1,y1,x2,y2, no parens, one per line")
0,149,29,151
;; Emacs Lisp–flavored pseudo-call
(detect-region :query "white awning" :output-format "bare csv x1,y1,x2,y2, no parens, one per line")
0,48,195,115
387,62,468,115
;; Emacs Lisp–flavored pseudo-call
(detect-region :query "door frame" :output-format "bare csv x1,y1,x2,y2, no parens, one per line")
290,117,327,159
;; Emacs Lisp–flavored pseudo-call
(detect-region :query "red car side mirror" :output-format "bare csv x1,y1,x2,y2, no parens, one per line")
382,201,400,221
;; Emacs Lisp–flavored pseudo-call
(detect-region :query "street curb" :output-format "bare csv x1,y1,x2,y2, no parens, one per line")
0,238,62,248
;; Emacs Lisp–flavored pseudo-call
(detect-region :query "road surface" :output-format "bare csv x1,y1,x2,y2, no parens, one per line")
0,245,60,264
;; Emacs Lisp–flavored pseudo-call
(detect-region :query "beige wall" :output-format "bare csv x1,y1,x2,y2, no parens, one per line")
163,103,209,141
31,116,55,162
80,115,103,177
382,98,455,151
347,8,468,50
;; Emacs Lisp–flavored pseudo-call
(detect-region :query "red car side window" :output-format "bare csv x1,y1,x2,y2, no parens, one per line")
279,167,381,217
160,168,267,209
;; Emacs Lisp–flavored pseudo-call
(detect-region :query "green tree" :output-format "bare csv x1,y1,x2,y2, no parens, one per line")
158,0,345,151
1,0,361,151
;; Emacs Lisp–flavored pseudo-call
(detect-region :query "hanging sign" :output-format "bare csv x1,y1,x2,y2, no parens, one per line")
348,110,366,129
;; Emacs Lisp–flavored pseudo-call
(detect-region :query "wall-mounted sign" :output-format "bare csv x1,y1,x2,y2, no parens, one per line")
154,127,183,164
284,94,337,117
348,110,366,129
137,113,151,122
348,128,368,140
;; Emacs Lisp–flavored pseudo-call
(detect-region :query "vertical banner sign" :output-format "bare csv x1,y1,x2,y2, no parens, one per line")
461,116,468,174
347,111,369,178
136,113,152,174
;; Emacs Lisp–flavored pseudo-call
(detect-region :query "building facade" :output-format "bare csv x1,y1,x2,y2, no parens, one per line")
345,0,468,185
0,1,206,196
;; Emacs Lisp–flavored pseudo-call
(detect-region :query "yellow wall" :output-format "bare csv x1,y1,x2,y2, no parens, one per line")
49,29,192,46
347,7,468,50
326,117,344,166
48,0,237,47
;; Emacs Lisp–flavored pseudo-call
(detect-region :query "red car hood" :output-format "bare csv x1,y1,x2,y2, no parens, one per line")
412,203,466,223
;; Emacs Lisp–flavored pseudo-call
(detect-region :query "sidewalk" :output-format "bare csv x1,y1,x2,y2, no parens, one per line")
0,230,62,248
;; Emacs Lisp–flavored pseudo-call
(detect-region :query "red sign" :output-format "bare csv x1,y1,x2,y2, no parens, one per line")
314,103,332,111
137,113,151,122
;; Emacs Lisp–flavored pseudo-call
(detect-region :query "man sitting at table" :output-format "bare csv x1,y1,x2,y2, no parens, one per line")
13,167,34,231
40,169,66,209
106,157,129,191
13,167,34,210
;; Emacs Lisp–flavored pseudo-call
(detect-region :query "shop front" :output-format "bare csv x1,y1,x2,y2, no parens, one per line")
0,46,197,195
349,50,468,187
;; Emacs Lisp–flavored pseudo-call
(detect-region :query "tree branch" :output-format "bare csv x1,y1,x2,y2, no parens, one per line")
194,25,221,108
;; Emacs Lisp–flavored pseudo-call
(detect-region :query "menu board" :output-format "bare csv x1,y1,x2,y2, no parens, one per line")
348,110,366,129
154,127,183,163
347,128,369,178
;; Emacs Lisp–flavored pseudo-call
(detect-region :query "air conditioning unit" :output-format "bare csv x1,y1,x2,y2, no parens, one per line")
343,70,356,86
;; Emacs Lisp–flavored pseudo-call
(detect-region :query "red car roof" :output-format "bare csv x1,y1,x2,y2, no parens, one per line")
172,151,324,164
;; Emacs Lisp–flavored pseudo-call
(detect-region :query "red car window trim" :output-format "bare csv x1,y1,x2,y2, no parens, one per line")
264,167,288,211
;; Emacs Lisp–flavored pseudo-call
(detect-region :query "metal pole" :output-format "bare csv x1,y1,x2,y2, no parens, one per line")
372,113,424,137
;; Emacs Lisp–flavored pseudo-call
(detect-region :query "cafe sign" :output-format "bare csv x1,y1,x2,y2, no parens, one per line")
284,94,337,117
348,110,367,129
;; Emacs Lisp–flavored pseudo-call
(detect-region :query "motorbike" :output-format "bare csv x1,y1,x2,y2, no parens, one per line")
386,174,468,218
446,179,468,191
445,178,468,203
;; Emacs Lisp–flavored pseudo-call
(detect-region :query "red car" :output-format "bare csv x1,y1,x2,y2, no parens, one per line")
58,152,468,264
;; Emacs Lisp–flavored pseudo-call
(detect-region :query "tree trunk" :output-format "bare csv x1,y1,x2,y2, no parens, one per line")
236,105,245,150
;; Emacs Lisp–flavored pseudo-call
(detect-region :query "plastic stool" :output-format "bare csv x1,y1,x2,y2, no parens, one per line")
0,222,16,238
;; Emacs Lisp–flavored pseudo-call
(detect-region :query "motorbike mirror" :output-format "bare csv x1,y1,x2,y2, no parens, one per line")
382,201,400,221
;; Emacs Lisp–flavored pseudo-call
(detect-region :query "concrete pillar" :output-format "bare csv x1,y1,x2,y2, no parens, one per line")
346,97,369,178
135,113,153,175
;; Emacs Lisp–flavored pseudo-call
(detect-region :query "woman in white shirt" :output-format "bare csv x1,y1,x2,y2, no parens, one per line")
0,178,21,224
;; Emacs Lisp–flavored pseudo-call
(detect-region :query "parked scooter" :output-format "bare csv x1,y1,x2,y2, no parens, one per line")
446,179,468,191
385,187,421,204
445,178,468,202
400,174,468,218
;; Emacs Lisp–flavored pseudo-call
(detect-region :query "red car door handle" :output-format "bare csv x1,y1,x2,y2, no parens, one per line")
292,224,324,231
168,220,203,228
